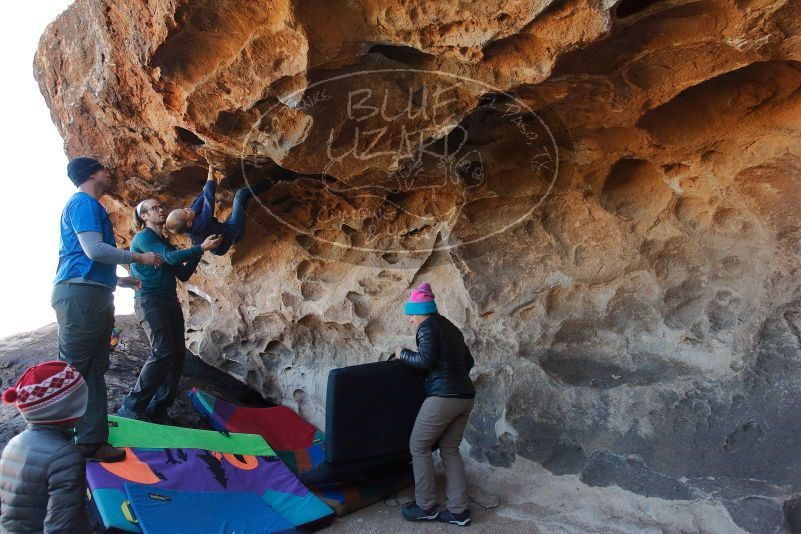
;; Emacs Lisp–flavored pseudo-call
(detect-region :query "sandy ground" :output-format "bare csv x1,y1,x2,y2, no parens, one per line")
325,456,745,534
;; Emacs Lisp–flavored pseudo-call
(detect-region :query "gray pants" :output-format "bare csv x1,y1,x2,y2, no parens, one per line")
409,396,475,513
51,282,114,445
121,295,186,417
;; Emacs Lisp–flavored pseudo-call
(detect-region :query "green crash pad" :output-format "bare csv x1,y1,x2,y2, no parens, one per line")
107,415,274,456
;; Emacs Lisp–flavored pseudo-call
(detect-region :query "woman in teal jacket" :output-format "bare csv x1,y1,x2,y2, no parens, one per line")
117,198,222,422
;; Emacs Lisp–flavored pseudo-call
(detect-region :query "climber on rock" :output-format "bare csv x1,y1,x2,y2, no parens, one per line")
165,164,272,255
117,198,222,423
394,283,476,527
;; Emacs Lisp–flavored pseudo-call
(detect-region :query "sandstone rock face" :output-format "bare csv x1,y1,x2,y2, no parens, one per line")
36,1,801,531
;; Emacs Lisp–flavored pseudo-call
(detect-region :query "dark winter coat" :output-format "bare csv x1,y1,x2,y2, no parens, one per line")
0,424,89,534
400,314,476,398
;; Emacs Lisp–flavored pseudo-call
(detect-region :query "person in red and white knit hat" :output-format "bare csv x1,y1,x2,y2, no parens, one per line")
0,361,91,533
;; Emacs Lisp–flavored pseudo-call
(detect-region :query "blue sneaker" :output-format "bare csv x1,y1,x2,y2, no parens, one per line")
401,502,439,522
437,509,472,526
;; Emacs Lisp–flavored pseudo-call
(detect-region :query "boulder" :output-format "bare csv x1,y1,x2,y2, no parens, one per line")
33,2,801,531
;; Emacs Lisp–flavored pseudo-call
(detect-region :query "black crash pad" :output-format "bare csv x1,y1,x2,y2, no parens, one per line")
324,360,427,464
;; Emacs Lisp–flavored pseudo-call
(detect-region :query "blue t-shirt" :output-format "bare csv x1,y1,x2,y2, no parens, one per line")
54,192,118,288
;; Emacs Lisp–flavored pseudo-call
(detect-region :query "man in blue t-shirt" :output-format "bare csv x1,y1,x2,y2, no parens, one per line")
52,157,162,463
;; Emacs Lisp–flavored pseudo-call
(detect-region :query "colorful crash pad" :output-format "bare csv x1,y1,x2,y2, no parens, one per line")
124,484,298,534
188,390,321,452
107,415,274,456
189,388,412,515
86,446,333,532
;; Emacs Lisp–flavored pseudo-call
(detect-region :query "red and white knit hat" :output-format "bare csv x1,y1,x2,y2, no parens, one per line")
2,361,88,424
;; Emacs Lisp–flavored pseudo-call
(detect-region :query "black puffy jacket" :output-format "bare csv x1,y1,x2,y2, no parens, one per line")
400,314,475,398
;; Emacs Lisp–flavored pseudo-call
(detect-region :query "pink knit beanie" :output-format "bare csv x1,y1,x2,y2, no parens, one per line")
404,283,438,315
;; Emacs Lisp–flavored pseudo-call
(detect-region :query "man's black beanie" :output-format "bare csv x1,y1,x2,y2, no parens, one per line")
67,157,104,187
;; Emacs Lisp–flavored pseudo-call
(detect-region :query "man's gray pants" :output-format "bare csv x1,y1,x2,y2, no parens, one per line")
120,295,186,418
51,282,114,445
409,396,475,513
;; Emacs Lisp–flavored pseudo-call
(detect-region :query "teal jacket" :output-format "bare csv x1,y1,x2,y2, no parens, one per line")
130,228,203,298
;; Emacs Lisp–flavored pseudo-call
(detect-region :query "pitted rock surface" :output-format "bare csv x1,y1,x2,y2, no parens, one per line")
33,1,801,531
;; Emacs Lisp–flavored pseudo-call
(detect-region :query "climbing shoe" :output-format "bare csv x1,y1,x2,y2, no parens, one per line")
437,509,472,526
79,442,126,463
145,411,170,425
401,502,439,522
116,405,146,420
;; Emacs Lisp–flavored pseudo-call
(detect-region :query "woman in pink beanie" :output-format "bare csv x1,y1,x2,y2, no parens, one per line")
0,361,91,533
395,283,476,527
